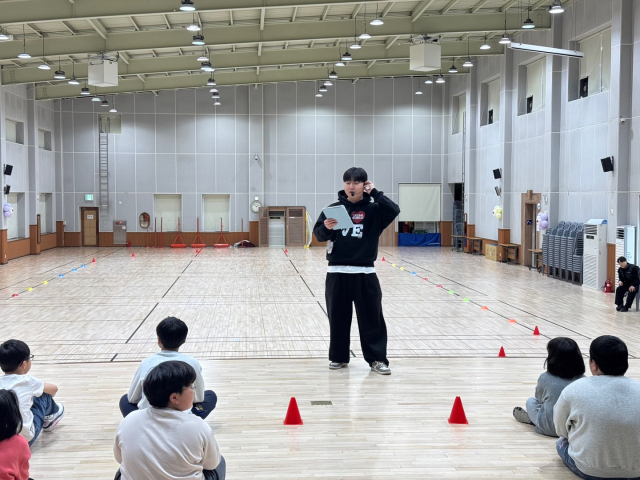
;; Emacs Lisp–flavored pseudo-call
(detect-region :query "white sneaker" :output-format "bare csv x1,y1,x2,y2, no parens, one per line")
329,362,347,370
43,403,64,431
370,361,391,375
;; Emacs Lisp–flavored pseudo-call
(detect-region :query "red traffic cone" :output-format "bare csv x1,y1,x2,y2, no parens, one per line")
284,397,303,425
498,346,506,357
481,306,489,310
132,253,135,258
12,294,19,297
436,284,442,288
533,326,540,336
423,278,428,281
92,258,96,263
509,319,517,324
382,257,386,262
284,248,288,254
448,396,469,424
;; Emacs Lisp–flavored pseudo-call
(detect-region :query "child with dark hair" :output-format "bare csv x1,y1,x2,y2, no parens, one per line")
554,335,640,479
0,389,31,480
513,337,585,436
0,340,64,446
114,361,226,480
119,317,217,419
313,167,400,375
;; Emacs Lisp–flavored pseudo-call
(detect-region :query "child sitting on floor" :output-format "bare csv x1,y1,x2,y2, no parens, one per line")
0,389,31,480
119,317,217,419
0,340,65,447
513,337,585,436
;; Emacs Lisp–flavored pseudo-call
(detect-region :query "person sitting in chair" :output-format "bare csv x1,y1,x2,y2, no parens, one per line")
615,256,640,312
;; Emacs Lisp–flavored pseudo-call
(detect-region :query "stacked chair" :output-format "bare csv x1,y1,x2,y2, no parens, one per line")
542,222,584,285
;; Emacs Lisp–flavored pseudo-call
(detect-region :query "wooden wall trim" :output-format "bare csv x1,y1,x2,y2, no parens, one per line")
7,238,30,261
607,243,617,284
440,221,453,246
29,225,41,255
0,229,7,265
40,233,57,251
56,221,64,247
465,225,476,253
64,232,82,247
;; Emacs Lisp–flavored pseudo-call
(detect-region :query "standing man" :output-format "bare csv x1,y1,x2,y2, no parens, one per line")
615,256,640,312
313,167,400,375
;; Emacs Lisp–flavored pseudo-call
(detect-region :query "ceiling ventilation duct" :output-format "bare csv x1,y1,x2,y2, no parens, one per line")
88,53,120,87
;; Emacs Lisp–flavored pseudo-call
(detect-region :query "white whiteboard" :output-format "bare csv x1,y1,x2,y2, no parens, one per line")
398,183,441,222
155,194,182,231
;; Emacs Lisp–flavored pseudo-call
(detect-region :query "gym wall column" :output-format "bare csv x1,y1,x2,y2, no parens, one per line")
607,0,633,243
498,47,515,236
464,60,479,227
0,76,7,264
26,86,40,255
542,15,563,229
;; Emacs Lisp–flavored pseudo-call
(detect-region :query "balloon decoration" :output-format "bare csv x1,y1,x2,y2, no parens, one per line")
3,203,12,218
537,212,549,231
492,205,503,219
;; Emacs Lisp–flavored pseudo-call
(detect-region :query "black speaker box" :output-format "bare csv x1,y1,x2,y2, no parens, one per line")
3,185,10,194
3,164,12,176
493,168,502,179
601,156,614,172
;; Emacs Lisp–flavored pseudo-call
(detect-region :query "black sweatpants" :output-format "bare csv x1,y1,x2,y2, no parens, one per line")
615,284,638,308
325,272,388,365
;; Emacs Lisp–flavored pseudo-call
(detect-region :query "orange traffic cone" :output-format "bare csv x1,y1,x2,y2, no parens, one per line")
533,326,540,335
448,396,469,424
481,306,489,310
509,319,517,323
498,346,506,357
283,397,303,425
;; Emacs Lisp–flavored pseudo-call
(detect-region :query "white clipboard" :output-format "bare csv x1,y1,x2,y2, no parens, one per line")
322,205,355,230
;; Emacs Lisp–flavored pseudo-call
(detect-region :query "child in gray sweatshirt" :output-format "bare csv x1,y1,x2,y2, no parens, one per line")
513,337,585,436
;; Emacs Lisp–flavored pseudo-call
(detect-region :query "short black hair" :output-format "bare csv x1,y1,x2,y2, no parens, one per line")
618,256,627,263
143,361,197,408
156,317,188,350
590,335,628,376
0,340,30,373
0,389,23,442
343,167,368,183
544,337,585,379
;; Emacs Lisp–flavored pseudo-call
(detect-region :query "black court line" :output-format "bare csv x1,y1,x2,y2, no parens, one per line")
350,350,356,357
110,354,118,362
182,261,193,274
317,301,328,317
162,278,181,298
398,259,489,295
289,260,299,273
125,303,159,344
300,276,314,296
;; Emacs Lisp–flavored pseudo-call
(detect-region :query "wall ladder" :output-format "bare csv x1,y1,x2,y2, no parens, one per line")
98,117,110,223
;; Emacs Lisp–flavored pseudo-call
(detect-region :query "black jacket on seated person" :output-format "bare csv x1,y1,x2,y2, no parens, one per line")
619,264,640,288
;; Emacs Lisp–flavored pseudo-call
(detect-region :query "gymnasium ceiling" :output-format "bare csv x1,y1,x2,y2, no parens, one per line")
0,0,559,100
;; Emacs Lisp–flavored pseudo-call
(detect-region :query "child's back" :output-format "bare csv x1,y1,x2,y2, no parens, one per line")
0,374,44,441
0,434,31,480
529,372,583,436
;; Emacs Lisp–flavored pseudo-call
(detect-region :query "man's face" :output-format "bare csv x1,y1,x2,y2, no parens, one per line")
619,261,628,269
344,179,364,198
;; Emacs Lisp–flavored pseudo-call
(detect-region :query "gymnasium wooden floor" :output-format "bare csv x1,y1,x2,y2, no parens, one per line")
1,246,638,479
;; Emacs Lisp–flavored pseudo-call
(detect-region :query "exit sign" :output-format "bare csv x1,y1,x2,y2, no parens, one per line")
85,194,94,201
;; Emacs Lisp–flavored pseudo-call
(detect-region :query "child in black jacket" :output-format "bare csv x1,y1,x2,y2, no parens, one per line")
313,167,400,375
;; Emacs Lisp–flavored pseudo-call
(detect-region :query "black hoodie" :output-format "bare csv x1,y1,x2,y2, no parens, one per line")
313,188,400,267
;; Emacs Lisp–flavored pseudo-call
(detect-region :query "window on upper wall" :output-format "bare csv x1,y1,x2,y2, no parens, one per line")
579,29,611,98
452,93,466,135
525,59,545,114
6,193,19,240
481,79,501,126
38,129,52,151
5,120,24,144
39,193,52,234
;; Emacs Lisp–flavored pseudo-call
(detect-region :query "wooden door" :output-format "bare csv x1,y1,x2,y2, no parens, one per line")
258,207,269,247
285,207,306,246
82,208,98,246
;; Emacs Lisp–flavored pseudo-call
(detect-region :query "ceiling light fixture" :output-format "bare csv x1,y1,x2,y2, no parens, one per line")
38,62,50,70
53,57,65,80
522,3,535,29
212,91,220,99
499,10,511,44
80,86,91,95
463,57,473,67
109,96,117,113
359,4,371,39
92,96,101,102
316,91,323,97
324,78,333,86
207,77,216,86
197,54,209,62
549,0,564,13
449,62,458,74
436,74,445,84
180,0,196,12
329,69,338,79
200,61,214,71
101,97,109,107
371,3,384,25
319,83,328,93
341,50,352,61
192,34,205,46
480,35,491,50
214,100,221,106
68,76,80,85
351,40,361,49
415,79,423,95
18,25,30,59
425,76,433,84
0,28,10,41
509,42,583,58
187,14,201,31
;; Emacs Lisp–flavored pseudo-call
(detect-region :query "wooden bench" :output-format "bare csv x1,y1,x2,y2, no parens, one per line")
499,243,519,265
467,237,482,255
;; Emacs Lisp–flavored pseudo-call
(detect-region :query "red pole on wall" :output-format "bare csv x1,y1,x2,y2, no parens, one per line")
161,218,164,248
154,217,157,248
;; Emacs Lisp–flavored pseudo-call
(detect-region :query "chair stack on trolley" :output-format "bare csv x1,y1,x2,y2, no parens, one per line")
542,222,584,284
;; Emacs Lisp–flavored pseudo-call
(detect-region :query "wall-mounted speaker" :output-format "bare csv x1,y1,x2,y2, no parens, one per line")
493,168,502,179
3,164,12,176
3,185,10,194
601,156,614,172
526,96,533,114
495,186,501,196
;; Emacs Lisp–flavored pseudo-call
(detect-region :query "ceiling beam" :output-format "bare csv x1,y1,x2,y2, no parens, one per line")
0,13,549,60
411,0,436,22
60,21,77,35
469,0,491,13
351,3,362,18
35,61,466,100
501,0,519,12
321,5,330,20
440,0,461,14
260,8,266,30
385,35,400,49
86,18,108,40
130,17,141,31
381,2,395,16
4,42,502,85
531,0,550,9
291,7,298,22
